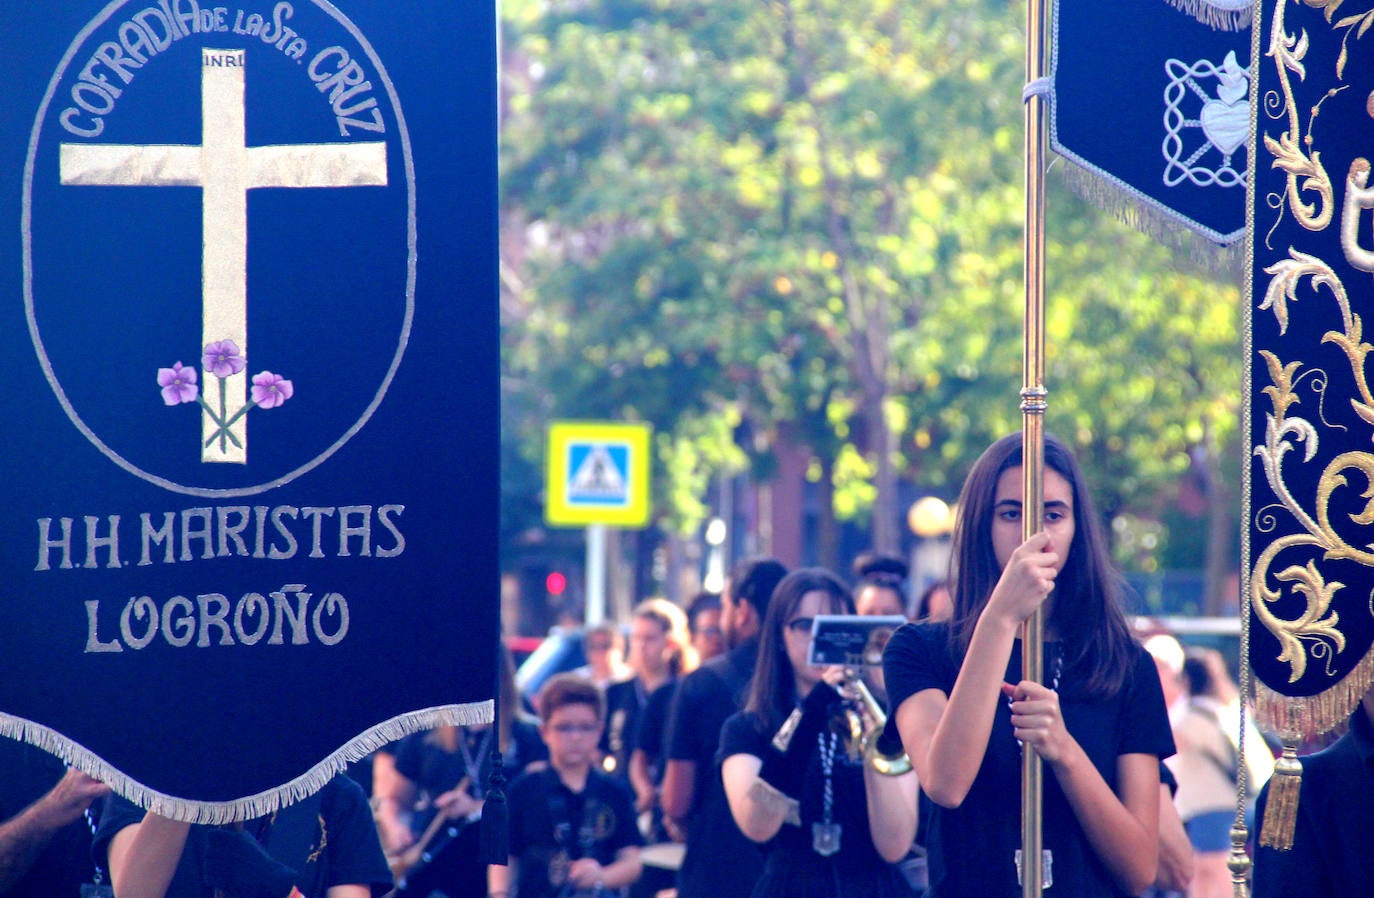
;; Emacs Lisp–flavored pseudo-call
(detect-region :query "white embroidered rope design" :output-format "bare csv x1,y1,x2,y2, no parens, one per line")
1162,55,1249,188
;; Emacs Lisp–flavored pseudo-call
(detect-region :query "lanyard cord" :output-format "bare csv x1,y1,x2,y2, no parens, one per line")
458,727,494,799
818,731,837,826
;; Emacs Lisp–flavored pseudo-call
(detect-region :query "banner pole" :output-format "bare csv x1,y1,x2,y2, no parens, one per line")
1020,0,1049,890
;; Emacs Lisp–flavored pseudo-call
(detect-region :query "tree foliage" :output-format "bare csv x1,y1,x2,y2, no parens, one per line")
499,0,1242,576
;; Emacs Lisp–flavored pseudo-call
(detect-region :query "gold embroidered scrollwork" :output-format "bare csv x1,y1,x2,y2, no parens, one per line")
1264,0,1335,231
1252,536,1346,684
1252,245,1374,692
1315,452,1374,566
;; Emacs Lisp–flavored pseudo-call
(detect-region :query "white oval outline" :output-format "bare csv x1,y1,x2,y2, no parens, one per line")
22,0,417,499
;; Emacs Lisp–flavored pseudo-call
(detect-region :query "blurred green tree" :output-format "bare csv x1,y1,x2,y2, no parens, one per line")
499,0,1241,601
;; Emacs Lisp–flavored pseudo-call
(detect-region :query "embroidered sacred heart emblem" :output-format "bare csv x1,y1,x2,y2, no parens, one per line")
1200,99,1247,155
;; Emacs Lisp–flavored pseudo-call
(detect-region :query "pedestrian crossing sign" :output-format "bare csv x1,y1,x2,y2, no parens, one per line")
545,421,651,527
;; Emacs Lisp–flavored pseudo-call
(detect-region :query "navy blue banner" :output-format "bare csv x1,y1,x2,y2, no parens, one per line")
1051,0,1252,245
1246,0,1374,737
1,0,498,818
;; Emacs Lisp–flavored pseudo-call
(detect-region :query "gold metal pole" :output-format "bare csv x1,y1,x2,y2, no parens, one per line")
1020,0,1049,890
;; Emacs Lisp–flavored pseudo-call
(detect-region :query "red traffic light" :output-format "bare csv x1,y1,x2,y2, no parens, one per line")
545,571,567,596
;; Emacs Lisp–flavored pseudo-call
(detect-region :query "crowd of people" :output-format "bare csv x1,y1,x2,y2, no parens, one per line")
6,431,1370,898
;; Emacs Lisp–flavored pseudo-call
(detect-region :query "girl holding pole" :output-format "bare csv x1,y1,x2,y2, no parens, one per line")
884,432,1174,897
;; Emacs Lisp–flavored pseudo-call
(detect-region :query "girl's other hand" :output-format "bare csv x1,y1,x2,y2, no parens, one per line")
1002,680,1071,764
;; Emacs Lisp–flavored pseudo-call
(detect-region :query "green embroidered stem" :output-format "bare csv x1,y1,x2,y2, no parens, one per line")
218,377,228,452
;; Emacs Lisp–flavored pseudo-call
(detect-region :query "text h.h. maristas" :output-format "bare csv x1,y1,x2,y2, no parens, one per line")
36,502,405,571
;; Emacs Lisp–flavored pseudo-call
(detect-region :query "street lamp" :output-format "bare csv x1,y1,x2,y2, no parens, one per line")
703,517,727,594
908,496,953,539
907,497,954,599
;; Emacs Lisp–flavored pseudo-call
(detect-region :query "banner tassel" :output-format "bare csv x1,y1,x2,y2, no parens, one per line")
480,642,509,865
479,751,509,864
1258,732,1302,850
1227,821,1252,897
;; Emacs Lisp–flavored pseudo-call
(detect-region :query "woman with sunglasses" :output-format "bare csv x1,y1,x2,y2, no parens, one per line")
719,568,918,898
884,432,1174,897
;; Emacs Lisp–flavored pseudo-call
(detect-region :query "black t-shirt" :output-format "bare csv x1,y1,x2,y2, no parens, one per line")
93,776,392,898
883,621,1174,898
600,678,649,779
1252,709,1374,897
506,766,644,898
663,640,764,898
634,681,678,778
393,718,547,827
0,739,97,898
718,708,909,895
390,719,546,895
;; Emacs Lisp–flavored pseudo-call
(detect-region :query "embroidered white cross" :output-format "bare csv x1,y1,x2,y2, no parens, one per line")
59,47,388,463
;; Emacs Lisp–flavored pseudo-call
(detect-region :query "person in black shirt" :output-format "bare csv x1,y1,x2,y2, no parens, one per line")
1251,684,1374,897
661,557,787,898
603,599,693,785
374,647,546,896
884,432,1174,897
93,774,391,898
490,674,643,898
686,592,726,664
719,568,918,898
0,738,109,898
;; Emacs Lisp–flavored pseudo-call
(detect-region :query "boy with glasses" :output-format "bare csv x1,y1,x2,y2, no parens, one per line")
489,674,643,898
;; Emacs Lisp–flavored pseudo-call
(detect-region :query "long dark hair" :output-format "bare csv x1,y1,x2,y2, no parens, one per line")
745,567,854,729
947,432,1136,699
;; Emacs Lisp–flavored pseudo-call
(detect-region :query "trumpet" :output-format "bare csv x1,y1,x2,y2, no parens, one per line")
838,663,912,777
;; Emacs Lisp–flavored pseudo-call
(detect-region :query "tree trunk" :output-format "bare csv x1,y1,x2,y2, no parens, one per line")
865,392,899,554
1201,419,1235,616
816,454,839,572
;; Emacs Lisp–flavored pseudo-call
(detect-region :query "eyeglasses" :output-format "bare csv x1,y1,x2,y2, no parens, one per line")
785,617,814,635
550,722,600,736
696,626,723,638
586,642,612,652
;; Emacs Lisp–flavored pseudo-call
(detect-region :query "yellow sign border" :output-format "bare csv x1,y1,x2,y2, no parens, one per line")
545,421,651,527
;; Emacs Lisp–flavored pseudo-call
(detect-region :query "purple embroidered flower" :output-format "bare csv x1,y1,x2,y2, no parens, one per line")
202,340,246,378
250,371,294,409
157,362,199,406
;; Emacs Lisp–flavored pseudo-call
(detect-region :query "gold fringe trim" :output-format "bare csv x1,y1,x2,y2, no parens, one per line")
1258,734,1302,850
1056,162,1245,274
1163,0,1253,31
0,701,491,824
1253,648,1374,738
748,776,802,827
